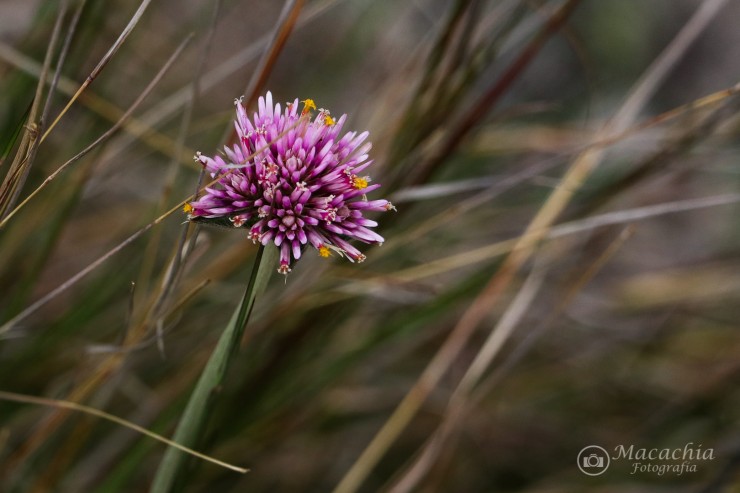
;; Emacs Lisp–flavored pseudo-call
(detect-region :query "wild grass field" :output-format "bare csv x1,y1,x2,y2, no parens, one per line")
1,0,739,492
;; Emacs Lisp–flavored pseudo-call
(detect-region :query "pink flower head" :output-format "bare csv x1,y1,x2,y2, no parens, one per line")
187,92,394,274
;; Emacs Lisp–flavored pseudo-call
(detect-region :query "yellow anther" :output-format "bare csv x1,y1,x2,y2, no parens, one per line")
183,203,194,214
318,246,331,258
301,99,317,115
352,176,369,190
324,114,336,126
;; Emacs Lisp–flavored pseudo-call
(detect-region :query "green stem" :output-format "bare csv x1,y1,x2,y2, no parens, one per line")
150,244,277,493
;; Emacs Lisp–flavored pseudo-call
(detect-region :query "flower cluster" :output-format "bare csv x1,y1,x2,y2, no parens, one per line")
186,92,394,274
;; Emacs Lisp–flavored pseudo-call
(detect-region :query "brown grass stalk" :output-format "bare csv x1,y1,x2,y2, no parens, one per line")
221,0,304,145
0,35,195,480
332,1,728,491
39,0,154,143
403,0,582,190
0,33,194,231
0,0,67,219
136,0,223,315
0,111,317,485
0,41,192,165
386,227,634,493
0,390,247,474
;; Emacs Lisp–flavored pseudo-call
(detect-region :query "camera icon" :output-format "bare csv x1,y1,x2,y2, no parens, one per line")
577,446,610,476
583,454,604,468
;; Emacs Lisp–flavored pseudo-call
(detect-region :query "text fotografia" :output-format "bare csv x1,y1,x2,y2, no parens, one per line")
630,461,696,476
617,444,714,476
577,443,714,476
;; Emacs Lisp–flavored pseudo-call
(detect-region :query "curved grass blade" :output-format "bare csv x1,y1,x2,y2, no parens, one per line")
0,390,247,474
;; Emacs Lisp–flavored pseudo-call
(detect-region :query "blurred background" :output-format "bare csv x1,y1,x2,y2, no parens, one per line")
1,0,739,491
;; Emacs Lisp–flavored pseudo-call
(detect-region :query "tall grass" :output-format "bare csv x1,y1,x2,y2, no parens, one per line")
1,0,740,492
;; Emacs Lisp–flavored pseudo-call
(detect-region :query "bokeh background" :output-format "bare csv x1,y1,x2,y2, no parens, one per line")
1,0,739,491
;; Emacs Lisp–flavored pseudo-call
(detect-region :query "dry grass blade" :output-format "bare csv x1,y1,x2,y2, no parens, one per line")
30,6,220,475
386,252,550,493
222,0,304,144
552,193,740,237
39,0,87,141
0,110,313,481
0,390,248,473
13,0,77,205
332,2,728,491
86,279,211,356
103,0,341,164
244,0,304,107
0,0,67,219
387,228,635,493
0,205,161,336
405,0,581,189
0,35,195,479
389,192,740,283
0,33,194,230
594,80,740,149
383,78,740,259
609,0,731,129
137,0,223,315
40,0,154,143
0,109,307,336
0,42,192,165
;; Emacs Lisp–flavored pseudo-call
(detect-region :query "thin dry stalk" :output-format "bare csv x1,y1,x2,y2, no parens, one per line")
0,0,67,219
35,4,223,477
0,109,309,336
387,227,634,493
0,112,314,481
102,0,341,164
62,357,206,491
0,35,195,479
137,0,223,310
86,279,211,356
221,0,304,144
0,42,191,164
0,390,247,473
388,192,740,284
40,0,154,143
386,250,550,493
404,0,581,189
20,0,86,215
0,34,194,230
332,1,728,491
595,81,740,149
39,0,88,143
245,0,304,107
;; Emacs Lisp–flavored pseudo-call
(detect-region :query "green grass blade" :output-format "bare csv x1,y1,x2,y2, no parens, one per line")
0,100,32,167
149,244,277,493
